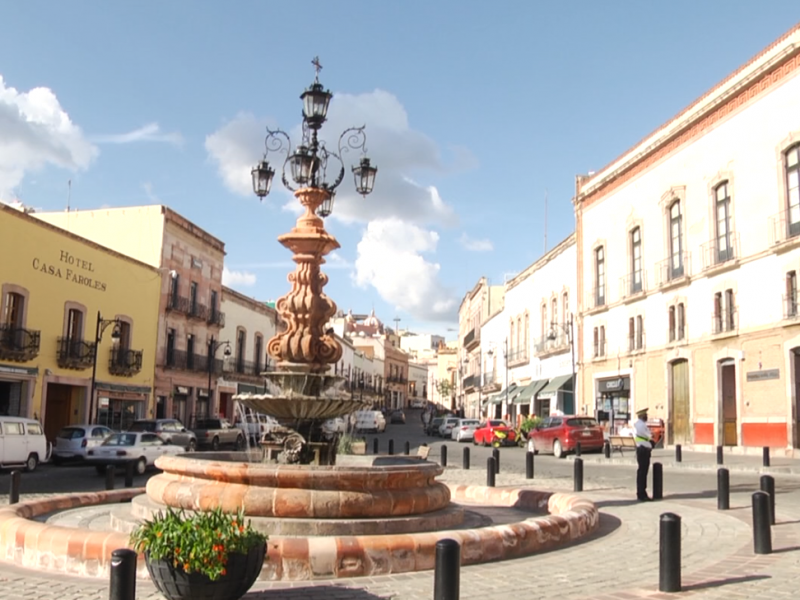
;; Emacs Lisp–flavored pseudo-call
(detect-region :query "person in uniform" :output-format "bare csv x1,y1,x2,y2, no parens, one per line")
634,407,653,501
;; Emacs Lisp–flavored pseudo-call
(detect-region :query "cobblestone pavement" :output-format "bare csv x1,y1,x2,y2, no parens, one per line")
0,465,799,599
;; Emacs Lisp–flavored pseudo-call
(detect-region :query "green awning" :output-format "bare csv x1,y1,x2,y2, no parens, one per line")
483,394,503,406
537,374,574,399
514,379,549,404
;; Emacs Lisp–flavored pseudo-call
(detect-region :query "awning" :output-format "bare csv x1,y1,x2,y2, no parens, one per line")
513,379,549,404
483,394,503,406
537,374,574,399
483,383,518,406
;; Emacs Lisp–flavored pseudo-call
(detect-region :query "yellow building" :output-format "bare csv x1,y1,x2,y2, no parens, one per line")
0,204,161,440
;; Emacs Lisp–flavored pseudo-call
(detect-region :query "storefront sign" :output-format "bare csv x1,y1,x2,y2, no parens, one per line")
174,386,190,395
32,250,108,292
598,376,630,394
0,364,38,376
99,397,109,408
97,382,151,394
197,388,209,398
746,369,780,382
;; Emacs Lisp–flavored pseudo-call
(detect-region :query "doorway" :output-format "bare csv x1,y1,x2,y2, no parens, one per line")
720,360,738,446
793,349,800,448
669,359,690,445
44,384,75,442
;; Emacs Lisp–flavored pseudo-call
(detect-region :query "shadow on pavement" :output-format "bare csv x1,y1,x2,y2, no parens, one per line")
682,574,770,591
245,586,392,599
771,544,800,553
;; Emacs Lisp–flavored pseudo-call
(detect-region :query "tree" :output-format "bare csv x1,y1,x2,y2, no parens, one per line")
436,379,453,398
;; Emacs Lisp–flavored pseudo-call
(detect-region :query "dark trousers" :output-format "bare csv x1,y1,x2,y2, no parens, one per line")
636,445,651,499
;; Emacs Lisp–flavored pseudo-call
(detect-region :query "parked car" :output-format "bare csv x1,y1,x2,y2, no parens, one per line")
0,417,49,471
321,417,347,437
527,416,605,458
354,410,386,433
192,418,244,450
390,410,406,424
438,417,460,438
410,399,426,408
86,431,185,475
450,419,481,442
234,411,280,444
53,424,113,464
426,417,444,436
127,419,196,451
472,420,517,447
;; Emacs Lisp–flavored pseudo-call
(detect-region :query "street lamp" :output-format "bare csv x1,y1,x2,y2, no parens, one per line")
487,339,509,423
546,313,577,414
89,311,121,425
250,56,378,217
207,336,232,418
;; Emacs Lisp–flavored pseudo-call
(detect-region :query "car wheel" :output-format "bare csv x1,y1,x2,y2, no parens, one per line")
472,438,478,446
553,439,564,459
211,437,220,451
135,457,147,475
187,439,196,452
25,453,38,472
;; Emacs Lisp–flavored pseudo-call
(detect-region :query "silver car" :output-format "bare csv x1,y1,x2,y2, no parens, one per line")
450,418,481,442
53,424,114,464
438,417,461,438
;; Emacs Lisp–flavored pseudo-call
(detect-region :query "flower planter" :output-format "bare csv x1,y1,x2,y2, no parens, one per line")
351,441,366,455
146,543,266,600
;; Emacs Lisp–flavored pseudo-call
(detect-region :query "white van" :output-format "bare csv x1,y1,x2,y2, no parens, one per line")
354,410,386,433
0,417,50,471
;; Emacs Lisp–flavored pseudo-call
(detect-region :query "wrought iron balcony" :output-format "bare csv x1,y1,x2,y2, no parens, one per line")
463,328,480,349
507,346,529,366
57,337,95,369
481,371,500,392
585,285,606,311
0,325,40,362
655,252,690,288
163,349,210,372
619,272,646,300
784,293,799,320
627,333,646,353
108,348,143,376
700,233,739,271
207,309,226,327
462,374,478,390
769,208,800,247
533,334,569,357
167,294,191,313
711,308,738,335
188,302,208,321
229,359,267,379
668,326,687,343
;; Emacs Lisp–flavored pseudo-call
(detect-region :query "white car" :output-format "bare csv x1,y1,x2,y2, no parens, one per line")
438,417,460,438
86,431,185,475
354,410,386,433
0,417,49,471
321,417,347,437
53,424,114,464
450,419,481,442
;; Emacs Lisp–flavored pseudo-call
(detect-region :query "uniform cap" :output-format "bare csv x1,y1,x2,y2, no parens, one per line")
635,407,649,416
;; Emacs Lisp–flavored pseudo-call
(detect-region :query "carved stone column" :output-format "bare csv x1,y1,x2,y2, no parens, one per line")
267,187,342,373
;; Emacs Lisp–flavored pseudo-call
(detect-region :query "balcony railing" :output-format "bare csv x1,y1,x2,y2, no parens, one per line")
769,208,800,246
533,334,569,357
700,232,739,271
230,359,267,378
712,308,738,335
592,339,607,359
482,371,497,385
627,333,646,353
507,346,529,365
619,272,645,300
163,349,210,372
167,294,209,320
188,302,208,321
784,293,799,320
207,309,226,327
655,252,691,288
462,374,478,390
481,370,500,392
0,325,40,362
668,326,687,343
463,328,480,349
585,285,606,311
57,337,95,369
109,347,143,376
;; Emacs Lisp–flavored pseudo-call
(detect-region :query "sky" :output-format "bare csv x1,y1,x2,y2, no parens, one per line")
1,2,799,338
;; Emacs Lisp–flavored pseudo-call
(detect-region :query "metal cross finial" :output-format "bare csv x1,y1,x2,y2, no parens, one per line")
311,56,323,81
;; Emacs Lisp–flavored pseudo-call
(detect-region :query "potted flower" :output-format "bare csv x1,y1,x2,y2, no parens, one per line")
130,507,267,600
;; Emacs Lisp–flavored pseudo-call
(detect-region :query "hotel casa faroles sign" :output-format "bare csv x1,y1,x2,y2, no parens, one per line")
32,250,108,292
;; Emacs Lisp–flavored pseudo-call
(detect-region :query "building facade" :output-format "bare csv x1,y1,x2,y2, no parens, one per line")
408,362,428,406
1,204,160,439
575,24,800,452
428,342,458,410
35,205,226,427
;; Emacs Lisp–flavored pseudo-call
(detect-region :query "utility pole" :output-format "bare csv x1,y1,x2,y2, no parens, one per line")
393,316,401,334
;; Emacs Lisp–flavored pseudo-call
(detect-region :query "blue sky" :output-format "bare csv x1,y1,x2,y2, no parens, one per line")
1,2,798,337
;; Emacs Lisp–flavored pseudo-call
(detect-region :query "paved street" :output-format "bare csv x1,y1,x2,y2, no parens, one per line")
1,420,800,599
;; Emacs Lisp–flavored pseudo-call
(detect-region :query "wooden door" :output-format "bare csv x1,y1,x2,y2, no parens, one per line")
44,384,72,442
669,360,690,445
721,363,738,446
794,351,800,448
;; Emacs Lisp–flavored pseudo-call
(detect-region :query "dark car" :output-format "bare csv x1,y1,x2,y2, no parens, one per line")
390,410,406,424
426,417,444,436
128,419,197,451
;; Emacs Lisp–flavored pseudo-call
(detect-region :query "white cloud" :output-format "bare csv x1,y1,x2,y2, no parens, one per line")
353,218,457,322
0,75,97,199
92,123,183,146
326,251,352,270
205,112,272,197
459,232,493,252
222,267,256,287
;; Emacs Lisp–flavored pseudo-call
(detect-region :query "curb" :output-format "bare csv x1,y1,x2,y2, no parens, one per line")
565,455,799,475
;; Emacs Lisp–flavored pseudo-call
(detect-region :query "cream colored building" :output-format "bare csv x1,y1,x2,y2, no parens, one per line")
408,362,428,405
575,24,800,453
428,343,457,410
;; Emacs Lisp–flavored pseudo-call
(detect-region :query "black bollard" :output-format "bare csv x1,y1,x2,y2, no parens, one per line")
716,445,723,465
717,468,730,510
433,538,460,600
373,438,379,455
762,446,770,468
124,461,134,488
573,457,584,492
652,462,663,500
105,464,116,490
675,444,682,463
760,474,776,525
492,447,500,474
603,440,611,459
659,512,682,592
525,450,534,479
109,548,137,600
486,457,496,487
388,439,394,456
404,441,410,455
752,491,772,554
441,444,448,467
462,446,470,470
575,441,582,457
9,470,20,505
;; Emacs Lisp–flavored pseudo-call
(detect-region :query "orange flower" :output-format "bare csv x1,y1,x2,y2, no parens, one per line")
156,531,162,538
221,568,227,576
183,563,190,571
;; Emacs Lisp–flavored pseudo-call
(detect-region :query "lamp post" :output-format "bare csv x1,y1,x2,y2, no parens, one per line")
546,313,577,415
89,311,121,425
487,339,509,423
207,336,231,418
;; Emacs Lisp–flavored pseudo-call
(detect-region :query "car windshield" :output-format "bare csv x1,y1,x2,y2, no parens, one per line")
128,422,156,432
196,419,221,429
567,418,599,427
462,420,480,426
488,420,506,427
102,433,137,446
57,427,86,439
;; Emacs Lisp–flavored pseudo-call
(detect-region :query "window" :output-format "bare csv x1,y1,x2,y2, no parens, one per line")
714,292,723,333
677,303,686,340
2,292,24,328
118,321,131,350
725,289,735,331
636,315,643,349
170,274,179,308
595,247,605,306
523,312,529,353
787,271,798,318
628,316,643,351
254,335,263,372
210,290,218,317
714,289,736,333
509,318,516,352
190,282,198,313
599,325,606,356
186,334,195,369
628,317,635,351
669,200,684,278
668,306,676,342
551,298,558,329
593,325,605,357
166,328,175,366
236,329,246,373
562,292,569,324
541,304,547,338
66,307,84,359
786,144,800,237
631,227,642,293
715,182,732,263
593,327,599,357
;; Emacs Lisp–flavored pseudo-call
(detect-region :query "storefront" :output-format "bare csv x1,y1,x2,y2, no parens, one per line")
514,379,548,418
538,374,575,415
0,364,36,418
172,386,191,423
195,388,210,425
596,376,631,433
95,382,150,431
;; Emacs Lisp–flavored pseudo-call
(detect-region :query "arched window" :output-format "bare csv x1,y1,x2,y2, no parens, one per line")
714,182,732,263
630,227,642,293
595,247,605,306
669,200,684,278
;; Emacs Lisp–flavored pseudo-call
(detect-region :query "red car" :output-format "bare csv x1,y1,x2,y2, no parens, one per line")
527,416,604,458
473,420,517,447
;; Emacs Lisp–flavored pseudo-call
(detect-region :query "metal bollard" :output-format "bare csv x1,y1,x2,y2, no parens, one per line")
573,457,583,492
388,439,394,455
760,474,776,525
716,445,723,465
575,441,582,457
462,446,470,470
603,440,611,459
105,464,116,490
675,444,682,463
492,447,500,474
124,461,134,488
762,446,770,468
9,470,20,505
109,548,137,600
652,462,663,500
659,513,682,592
433,538,460,600
752,491,772,554
717,468,730,510
373,438,379,455
526,450,534,479
441,444,448,467
486,457,496,487
404,441,410,455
